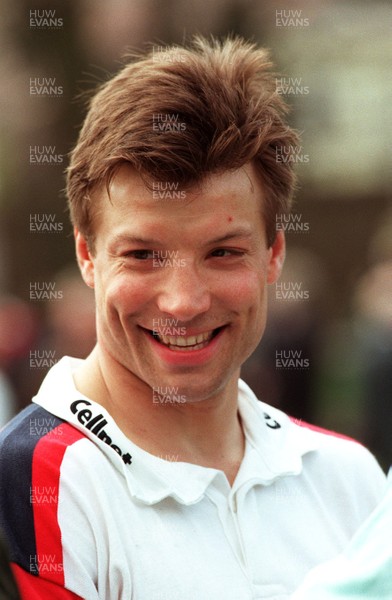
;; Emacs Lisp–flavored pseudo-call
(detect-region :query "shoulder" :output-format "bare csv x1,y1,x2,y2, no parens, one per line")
0,403,86,477
290,417,387,514
239,380,385,488
291,416,382,471
0,404,87,568
244,384,386,502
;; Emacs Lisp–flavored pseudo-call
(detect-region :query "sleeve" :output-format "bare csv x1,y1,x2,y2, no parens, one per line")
309,430,388,528
347,442,387,520
291,472,392,599
0,408,99,600
11,564,83,600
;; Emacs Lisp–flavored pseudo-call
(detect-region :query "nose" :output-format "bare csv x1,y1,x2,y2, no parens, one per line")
156,262,211,321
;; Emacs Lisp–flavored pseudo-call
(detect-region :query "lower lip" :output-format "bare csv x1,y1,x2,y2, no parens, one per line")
142,327,226,366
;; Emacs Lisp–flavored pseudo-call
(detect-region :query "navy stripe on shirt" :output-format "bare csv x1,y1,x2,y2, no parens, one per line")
0,405,64,574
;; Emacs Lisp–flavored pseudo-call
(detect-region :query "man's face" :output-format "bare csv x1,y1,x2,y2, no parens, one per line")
76,163,285,403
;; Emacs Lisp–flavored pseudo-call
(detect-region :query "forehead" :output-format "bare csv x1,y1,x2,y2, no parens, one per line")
93,163,266,238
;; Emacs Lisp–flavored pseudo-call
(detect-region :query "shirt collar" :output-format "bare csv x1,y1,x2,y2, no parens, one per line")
33,357,319,506
234,379,318,490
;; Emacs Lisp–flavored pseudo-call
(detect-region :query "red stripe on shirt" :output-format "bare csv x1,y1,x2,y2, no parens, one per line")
31,424,85,585
12,563,83,600
290,417,359,444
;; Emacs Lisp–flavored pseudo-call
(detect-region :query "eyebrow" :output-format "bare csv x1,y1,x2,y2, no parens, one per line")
110,227,253,247
207,228,253,244
111,235,159,246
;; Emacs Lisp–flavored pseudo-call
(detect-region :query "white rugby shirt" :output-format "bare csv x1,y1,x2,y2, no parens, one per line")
292,471,392,599
0,357,386,600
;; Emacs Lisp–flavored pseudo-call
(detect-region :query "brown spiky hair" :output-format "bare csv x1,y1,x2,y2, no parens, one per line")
66,36,299,251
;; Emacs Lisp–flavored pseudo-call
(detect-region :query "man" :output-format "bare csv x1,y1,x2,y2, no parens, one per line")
292,472,392,599
0,37,386,599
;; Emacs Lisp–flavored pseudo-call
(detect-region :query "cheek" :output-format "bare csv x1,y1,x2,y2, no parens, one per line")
231,272,268,358
98,273,152,316
220,269,266,309
225,270,268,348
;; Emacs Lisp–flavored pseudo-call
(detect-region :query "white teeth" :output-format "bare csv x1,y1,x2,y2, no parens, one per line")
168,341,210,352
157,330,213,348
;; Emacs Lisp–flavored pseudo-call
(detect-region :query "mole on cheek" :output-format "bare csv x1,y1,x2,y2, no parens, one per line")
227,216,233,222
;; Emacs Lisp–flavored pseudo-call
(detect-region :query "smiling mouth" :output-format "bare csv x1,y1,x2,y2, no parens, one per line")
145,327,223,352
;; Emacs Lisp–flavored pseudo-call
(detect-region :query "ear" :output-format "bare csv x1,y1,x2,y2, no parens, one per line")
267,230,285,284
75,227,95,288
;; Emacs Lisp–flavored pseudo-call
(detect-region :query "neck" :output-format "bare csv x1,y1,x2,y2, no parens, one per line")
73,345,245,485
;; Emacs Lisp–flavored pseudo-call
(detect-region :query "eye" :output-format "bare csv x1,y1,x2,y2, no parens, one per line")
210,248,244,258
210,248,230,258
125,250,154,260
